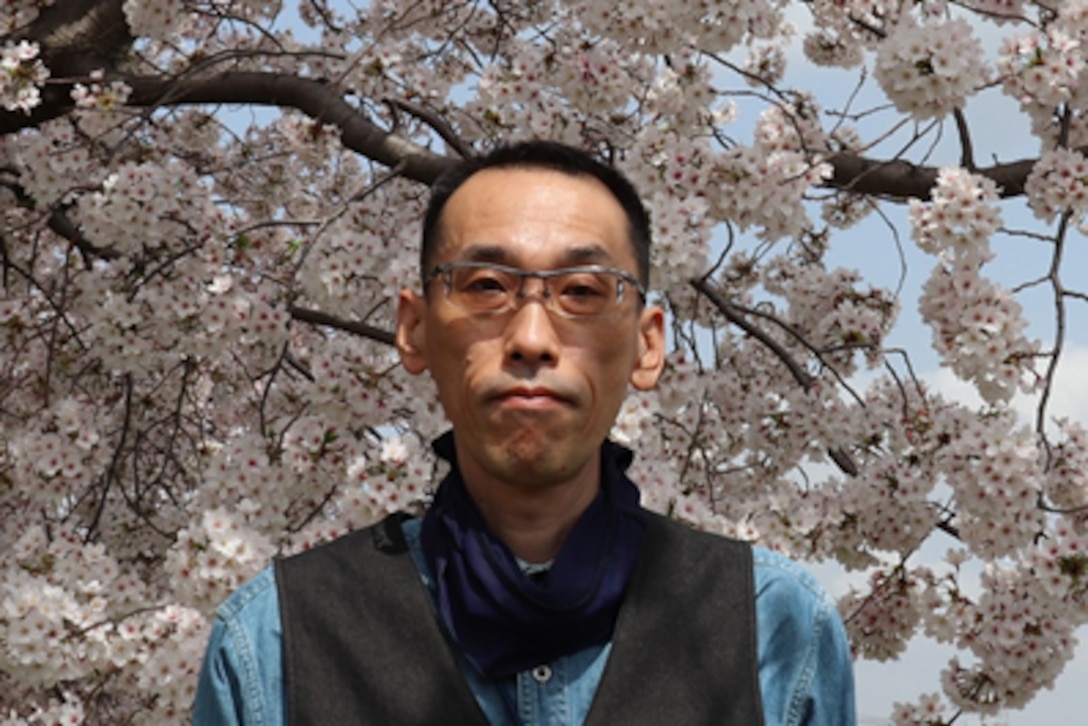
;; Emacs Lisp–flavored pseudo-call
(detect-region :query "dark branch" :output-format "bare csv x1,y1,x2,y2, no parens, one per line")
385,97,474,160
0,0,132,134
122,71,455,185
824,149,1044,200
288,304,396,346
691,278,814,389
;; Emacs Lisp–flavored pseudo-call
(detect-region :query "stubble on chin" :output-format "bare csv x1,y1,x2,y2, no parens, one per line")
488,427,578,488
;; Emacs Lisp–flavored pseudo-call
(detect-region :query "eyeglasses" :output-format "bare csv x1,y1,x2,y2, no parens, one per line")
425,261,646,319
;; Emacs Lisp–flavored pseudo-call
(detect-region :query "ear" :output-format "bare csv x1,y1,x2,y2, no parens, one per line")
630,304,666,391
396,289,428,375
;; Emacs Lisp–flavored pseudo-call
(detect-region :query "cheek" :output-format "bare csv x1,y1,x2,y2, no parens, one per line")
578,337,638,395
432,341,495,400
458,349,489,393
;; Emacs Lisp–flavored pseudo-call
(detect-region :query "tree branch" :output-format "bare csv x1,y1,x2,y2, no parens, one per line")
0,0,132,134
824,149,1045,200
0,0,1066,202
691,278,860,477
385,97,474,159
122,71,455,184
288,304,396,346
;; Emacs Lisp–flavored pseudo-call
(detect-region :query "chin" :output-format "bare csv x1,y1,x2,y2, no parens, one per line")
495,441,588,486
502,441,555,471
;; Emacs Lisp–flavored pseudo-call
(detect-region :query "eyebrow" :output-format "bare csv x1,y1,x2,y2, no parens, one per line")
563,245,612,265
458,243,614,267
460,244,511,264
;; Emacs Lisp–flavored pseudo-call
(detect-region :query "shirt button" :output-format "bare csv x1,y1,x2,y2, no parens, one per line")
531,664,552,684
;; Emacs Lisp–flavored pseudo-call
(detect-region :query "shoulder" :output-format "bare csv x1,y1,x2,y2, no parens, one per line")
644,515,837,622
750,545,843,645
751,546,835,609
216,566,280,623
219,519,390,620
205,513,418,658
193,567,285,725
640,510,751,557
748,547,856,726
639,514,832,601
277,518,392,568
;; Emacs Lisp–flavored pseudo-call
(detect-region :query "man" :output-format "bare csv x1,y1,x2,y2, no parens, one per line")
192,140,856,725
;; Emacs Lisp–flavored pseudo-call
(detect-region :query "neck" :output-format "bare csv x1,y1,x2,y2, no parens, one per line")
457,453,601,564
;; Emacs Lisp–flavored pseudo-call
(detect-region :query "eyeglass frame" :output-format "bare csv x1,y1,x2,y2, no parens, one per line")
423,261,648,319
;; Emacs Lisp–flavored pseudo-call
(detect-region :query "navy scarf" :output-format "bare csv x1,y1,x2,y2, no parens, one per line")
420,432,646,679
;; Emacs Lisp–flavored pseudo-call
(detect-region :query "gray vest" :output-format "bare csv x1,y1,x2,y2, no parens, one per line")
275,511,763,725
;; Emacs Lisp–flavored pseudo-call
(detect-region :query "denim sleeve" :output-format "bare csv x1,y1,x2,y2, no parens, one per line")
753,548,856,726
191,568,285,726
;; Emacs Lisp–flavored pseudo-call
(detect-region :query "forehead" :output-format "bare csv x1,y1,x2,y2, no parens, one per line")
436,167,635,269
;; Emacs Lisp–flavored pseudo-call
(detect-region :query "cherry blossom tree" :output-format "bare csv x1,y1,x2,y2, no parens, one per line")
2,0,1088,723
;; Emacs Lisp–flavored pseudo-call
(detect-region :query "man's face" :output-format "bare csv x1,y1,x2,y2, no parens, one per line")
396,167,665,491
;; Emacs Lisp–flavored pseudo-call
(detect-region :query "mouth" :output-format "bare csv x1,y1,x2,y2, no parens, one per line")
494,387,570,410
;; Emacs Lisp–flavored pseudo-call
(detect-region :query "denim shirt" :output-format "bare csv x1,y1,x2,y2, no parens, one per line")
192,518,855,726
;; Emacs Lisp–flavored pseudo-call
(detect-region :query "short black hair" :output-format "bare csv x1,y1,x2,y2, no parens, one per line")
420,140,651,287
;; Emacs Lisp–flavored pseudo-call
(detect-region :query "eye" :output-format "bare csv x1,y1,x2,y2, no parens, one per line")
563,283,604,299
557,273,608,299
452,267,515,306
555,272,613,315
464,274,509,294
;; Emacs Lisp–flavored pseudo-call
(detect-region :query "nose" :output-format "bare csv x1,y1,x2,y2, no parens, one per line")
503,282,560,368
